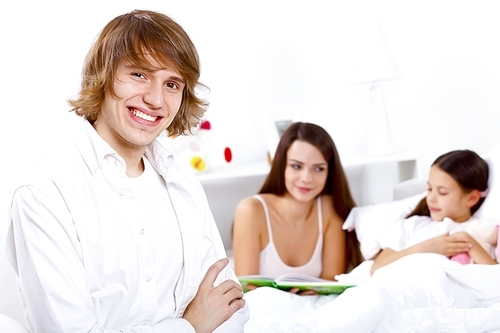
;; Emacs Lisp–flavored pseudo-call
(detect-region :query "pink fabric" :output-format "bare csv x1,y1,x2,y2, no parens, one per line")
496,226,500,260
450,252,471,265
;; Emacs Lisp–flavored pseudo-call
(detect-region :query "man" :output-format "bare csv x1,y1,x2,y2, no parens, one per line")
6,9,248,332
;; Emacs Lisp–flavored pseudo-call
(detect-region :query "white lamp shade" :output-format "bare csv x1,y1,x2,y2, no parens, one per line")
348,22,400,85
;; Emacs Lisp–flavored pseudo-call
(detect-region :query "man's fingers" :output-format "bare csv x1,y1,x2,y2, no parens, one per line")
225,285,244,301
200,258,229,288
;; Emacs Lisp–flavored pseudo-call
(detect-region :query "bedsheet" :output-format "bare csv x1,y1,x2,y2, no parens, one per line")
244,254,500,333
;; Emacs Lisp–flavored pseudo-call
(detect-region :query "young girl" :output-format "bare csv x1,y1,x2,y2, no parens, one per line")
371,149,497,275
232,122,362,286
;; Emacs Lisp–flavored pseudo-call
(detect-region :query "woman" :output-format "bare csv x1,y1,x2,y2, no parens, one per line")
232,122,362,284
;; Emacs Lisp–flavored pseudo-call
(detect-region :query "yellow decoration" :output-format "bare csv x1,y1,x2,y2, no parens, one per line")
190,156,206,172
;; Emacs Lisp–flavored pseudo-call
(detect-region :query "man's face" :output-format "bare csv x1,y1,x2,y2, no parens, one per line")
94,59,185,156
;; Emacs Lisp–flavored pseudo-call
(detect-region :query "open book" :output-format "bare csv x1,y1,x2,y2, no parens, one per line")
238,273,356,295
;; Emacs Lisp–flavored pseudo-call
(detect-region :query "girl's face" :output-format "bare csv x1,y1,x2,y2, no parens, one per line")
284,140,328,202
426,165,475,222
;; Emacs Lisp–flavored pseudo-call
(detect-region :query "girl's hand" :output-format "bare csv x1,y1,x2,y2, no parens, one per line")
420,232,471,257
449,231,497,265
372,232,471,275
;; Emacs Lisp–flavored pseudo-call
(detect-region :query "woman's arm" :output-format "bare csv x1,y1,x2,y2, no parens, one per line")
371,233,473,274
232,197,264,276
321,198,346,280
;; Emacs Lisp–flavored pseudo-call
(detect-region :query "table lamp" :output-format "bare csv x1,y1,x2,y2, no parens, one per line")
348,22,401,155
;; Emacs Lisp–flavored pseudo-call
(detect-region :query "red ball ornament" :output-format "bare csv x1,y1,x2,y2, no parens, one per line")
224,147,232,163
200,120,211,130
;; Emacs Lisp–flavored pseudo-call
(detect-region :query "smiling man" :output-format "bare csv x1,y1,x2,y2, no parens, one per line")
6,9,248,333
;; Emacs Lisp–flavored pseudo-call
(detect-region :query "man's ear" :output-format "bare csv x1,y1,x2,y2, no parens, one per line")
466,189,481,208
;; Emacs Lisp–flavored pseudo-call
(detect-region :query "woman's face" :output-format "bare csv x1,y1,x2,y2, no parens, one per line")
284,140,328,202
426,165,474,222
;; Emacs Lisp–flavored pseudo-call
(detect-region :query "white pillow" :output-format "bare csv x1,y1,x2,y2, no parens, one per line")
474,144,500,219
343,192,426,260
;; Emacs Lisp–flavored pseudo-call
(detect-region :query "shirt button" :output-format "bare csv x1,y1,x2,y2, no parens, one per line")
145,276,151,282
139,228,145,235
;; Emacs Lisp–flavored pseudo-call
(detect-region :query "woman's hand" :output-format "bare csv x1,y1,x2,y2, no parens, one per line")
287,287,319,296
244,284,258,291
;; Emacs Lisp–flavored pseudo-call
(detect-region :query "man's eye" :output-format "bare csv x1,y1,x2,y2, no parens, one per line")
166,82,179,89
133,73,146,79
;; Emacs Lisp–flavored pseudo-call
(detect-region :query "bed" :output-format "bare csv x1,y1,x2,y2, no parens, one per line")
242,145,500,333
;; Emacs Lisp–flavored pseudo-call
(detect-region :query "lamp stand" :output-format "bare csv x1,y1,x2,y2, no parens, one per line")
366,82,395,155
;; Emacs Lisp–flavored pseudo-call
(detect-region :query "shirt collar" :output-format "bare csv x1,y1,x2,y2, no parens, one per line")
73,117,176,179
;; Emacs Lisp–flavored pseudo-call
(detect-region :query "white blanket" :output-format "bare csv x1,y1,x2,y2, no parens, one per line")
244,254,500,333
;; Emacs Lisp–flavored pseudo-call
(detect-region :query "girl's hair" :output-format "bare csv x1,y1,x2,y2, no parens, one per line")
68,9,208,136
259,122,363,271
407,149,489,218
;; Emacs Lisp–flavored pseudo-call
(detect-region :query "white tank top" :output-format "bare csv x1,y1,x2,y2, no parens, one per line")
255,195,323,279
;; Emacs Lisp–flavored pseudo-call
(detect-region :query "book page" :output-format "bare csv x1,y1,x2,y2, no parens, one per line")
238,274,357,295
275,273,330,283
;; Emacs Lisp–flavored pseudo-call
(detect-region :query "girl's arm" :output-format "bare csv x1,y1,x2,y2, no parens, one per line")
371,233,472,274
452,231,497,264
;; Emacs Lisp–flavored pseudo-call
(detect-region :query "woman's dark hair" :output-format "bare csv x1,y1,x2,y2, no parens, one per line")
407,149,489,218
259,122,362,271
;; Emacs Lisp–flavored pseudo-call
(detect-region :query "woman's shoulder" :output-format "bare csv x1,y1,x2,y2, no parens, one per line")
233,195,270,233
318,195,343,227
240,193,279,205
319,194,334,206
318,195,337,215
236,195,260,210
235,194,272,216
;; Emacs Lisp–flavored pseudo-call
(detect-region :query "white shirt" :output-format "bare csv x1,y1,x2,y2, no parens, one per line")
6,117,249,332
377,215,477,252
127,156,183,319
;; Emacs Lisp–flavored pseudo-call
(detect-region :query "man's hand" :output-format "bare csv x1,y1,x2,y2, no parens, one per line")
183,258,245,333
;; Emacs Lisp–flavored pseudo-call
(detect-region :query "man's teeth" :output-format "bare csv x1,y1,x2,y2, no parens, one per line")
132,109,157,122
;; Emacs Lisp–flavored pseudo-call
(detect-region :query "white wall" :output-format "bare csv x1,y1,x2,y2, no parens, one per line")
2,0,500,323
3,0,500,213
